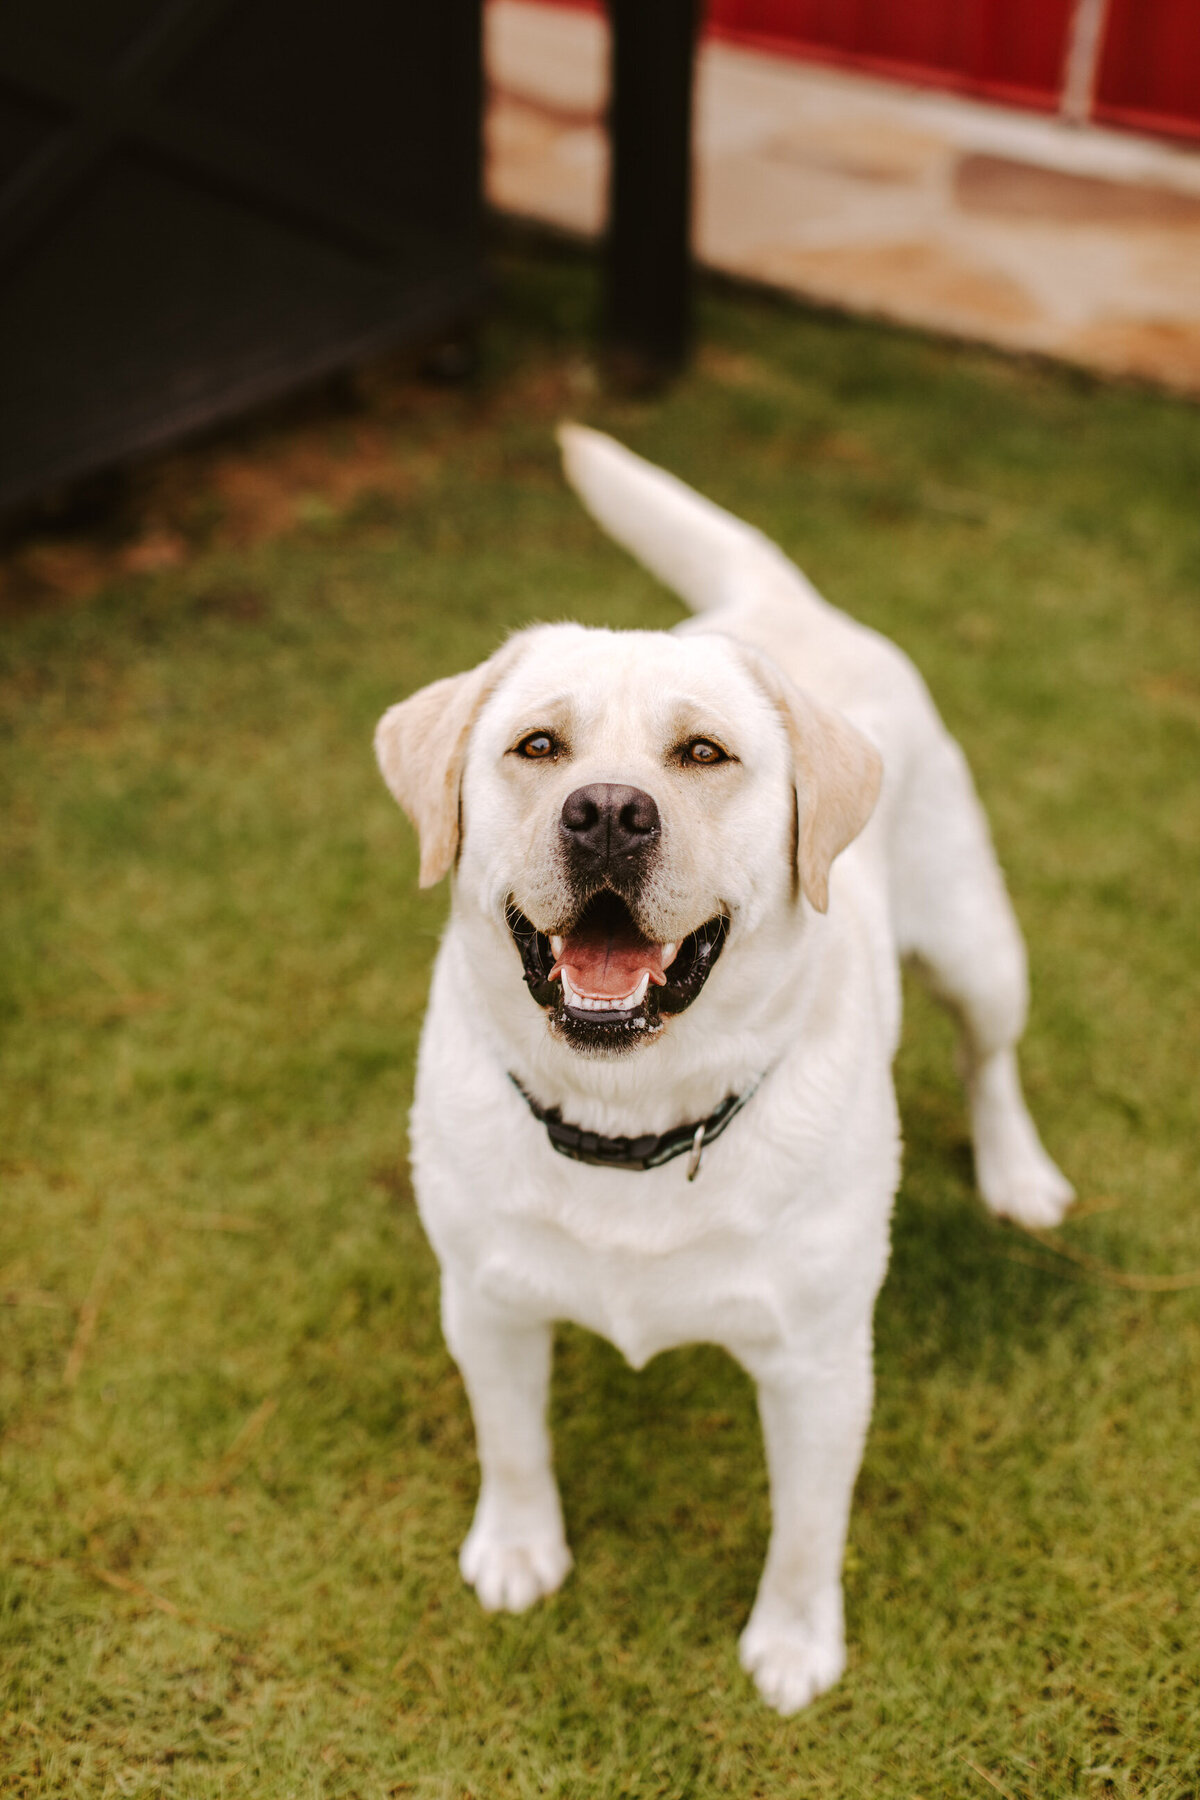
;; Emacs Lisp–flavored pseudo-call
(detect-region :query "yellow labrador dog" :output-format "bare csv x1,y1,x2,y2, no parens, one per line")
375,427,1071,1714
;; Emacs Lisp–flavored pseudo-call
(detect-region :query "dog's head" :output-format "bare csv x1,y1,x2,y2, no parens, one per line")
376,625,880,1056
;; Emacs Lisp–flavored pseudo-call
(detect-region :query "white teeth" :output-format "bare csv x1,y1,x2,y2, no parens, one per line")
550,936,564,957
561,968,650,1014
661,942,678,969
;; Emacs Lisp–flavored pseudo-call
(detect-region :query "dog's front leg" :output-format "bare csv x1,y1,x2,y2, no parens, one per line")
441,1275,571,1613
738,1326,873,1714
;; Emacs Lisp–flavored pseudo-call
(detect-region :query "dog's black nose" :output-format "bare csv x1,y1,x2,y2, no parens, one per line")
560,783,660,870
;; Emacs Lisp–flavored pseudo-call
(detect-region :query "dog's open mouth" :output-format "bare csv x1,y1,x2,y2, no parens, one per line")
507,890,728,1043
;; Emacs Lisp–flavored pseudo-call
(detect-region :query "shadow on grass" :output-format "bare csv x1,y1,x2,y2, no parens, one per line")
539,1175,1089,1631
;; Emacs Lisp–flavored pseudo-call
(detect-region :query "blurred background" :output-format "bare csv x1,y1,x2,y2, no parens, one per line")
492,0,1200,386
3,0,1200,522
2,4,1198,1795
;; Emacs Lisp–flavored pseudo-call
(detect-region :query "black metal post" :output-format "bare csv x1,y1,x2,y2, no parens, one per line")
604,0,700,388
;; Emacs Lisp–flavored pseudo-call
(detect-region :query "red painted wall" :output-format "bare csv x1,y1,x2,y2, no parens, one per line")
1093,0,1200,142
521,0,1200,144
705,0,1075,112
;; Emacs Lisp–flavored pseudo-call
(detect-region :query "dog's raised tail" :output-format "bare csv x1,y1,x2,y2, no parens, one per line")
558,423,820,618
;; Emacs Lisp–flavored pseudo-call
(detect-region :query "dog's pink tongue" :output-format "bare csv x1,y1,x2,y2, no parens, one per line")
554,929,665,998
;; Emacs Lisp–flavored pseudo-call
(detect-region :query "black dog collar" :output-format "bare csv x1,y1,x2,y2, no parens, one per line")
510,1074,762,1180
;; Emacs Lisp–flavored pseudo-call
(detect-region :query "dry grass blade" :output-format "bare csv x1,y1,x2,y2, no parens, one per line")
3,1289,69,1308
63,1247,113,1387
1000,1243,1092,1283
1061,1194,1122,1222
1015,1223,1200,1292
964,1758,1018,1800
87,1565,243,1638
89,1564,184,1618
201,1396,279,1494
14,1557,244,1639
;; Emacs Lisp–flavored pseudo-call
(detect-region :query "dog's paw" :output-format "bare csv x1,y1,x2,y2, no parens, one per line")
969,1053,1074,1229
976,1134,1074,1230
459,1517,572,1614
738,1591,846,1716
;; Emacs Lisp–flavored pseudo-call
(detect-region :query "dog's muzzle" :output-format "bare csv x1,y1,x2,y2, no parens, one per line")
506,889,729,1053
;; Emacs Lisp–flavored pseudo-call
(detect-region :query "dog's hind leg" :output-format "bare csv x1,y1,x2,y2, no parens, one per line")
889,730,1074,1228
441,1278,572,1613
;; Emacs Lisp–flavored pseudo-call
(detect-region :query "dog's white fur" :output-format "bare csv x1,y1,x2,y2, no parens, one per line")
375,427,1072,1714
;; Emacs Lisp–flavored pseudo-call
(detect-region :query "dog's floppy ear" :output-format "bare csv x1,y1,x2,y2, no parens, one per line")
738,644,883,913
375,642,518,887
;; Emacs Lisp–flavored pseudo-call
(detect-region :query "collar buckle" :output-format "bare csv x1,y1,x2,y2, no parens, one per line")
685,1120,707,1182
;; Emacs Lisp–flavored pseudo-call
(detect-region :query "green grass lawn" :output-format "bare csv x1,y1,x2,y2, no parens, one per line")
2,247,1198,1799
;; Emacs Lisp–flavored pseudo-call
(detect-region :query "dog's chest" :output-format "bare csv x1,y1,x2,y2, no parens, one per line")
415,1095,883,1369
473,1214,790,1369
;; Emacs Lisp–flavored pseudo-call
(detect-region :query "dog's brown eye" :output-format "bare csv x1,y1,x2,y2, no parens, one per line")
516,732,556,759
684,738,726,765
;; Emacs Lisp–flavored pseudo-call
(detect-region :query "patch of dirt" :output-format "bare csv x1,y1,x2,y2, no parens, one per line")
0,368,453,613
696,344,767,387
1137,671,1200,724
205,422,419,549
193,583,270,623
817,429,885,469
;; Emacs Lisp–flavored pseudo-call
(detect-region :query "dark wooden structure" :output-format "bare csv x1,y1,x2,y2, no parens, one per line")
0,0,484,514
604,0,701,386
